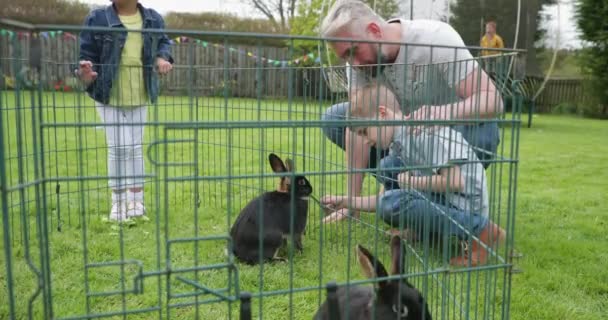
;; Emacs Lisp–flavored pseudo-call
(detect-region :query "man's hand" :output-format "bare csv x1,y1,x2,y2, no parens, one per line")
156,57,172,75
406,105,451,135
77,60,97,85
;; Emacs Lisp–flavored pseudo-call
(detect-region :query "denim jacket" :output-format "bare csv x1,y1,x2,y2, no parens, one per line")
78,3,173,105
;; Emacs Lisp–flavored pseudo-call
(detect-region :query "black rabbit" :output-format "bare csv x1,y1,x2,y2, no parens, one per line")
313,236,432,320
230,153,313,265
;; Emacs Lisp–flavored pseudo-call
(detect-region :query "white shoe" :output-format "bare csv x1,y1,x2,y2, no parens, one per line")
109,202,127,221
126,201,146,218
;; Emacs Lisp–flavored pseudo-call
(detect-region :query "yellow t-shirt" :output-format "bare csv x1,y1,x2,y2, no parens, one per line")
480,34,505,56
109,13,148,107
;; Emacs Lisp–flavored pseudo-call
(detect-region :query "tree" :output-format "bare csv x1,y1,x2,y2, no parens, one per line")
289,0,399,63
244,0,299,31
255,0,399,33
290,0,399,40
575,0,608,117
450,0,557,75
362,0,399,20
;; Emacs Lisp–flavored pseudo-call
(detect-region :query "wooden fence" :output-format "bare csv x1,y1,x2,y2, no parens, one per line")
534,78,585,112
0,34,334,99
161,43,334,98
1,34,586,108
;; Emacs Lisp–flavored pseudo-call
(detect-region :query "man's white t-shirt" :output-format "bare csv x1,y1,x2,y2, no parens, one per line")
347,19,480,112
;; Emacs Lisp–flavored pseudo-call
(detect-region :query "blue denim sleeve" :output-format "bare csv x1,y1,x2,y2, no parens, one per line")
79,12,99,64
154,13,174,64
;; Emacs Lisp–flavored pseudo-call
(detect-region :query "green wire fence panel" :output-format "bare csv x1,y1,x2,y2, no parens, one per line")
0,21,524,320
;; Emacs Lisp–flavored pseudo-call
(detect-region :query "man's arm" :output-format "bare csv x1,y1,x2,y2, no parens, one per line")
451,67,503,119
411,24,504,122
410,66,503,123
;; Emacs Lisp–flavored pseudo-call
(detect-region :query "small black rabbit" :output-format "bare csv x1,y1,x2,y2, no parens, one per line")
313,236,432,320
230,153,313,265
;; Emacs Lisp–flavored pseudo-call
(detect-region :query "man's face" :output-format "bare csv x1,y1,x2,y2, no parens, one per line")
331,25,390,76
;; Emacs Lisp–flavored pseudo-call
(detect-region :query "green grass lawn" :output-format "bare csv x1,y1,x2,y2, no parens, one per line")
1,92,606,319
508,114,607,320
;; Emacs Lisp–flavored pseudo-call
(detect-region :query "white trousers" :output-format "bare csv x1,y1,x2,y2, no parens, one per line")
96,103,147,190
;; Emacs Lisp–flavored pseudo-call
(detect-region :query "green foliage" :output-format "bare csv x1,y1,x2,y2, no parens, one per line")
245,0,298,31
361,0,399,20
288,0,334,67
575,0,608,118
0,0,91,25
211,79,238,97
290,0,324,39
537,49,583,78
289,0,398,65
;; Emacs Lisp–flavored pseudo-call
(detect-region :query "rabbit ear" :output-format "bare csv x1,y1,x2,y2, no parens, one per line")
284,158,294,172
356,244,389,286
268,153,287,173
389,236,405,276
389,236,417,289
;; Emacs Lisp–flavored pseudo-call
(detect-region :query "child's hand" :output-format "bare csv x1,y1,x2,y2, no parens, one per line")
397,171,412,188
322,208,351,224
77,60,97,85
156,57,173,75
320,195,357,224
320,195,348,211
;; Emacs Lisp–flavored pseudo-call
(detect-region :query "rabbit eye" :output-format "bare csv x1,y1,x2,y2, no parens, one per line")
392,304,409,318
298,180,306,186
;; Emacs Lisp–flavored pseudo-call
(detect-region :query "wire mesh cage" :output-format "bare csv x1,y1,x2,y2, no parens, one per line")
0,19,524,320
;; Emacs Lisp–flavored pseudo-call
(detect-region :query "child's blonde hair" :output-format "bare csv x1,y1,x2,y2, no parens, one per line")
349,82,401,119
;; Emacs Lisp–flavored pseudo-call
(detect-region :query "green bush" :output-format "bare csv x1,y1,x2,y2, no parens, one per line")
575,0,608,119
551,102,580,116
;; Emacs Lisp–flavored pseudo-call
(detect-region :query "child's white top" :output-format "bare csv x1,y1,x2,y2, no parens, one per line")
390,125,489,217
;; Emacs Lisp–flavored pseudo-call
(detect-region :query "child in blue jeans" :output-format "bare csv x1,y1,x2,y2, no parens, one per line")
322,82,505,266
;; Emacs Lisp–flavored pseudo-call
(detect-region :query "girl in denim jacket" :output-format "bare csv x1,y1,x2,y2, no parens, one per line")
77,0,173,221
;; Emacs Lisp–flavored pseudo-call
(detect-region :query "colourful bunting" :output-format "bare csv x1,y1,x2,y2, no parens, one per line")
0,29,322,68
166,35,322,67
0,29,77,41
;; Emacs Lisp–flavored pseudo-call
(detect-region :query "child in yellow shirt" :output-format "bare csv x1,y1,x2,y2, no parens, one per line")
77,0,173,221
480,20,505,56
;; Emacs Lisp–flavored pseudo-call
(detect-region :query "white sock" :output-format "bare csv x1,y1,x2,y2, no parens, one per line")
112,191,126,204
